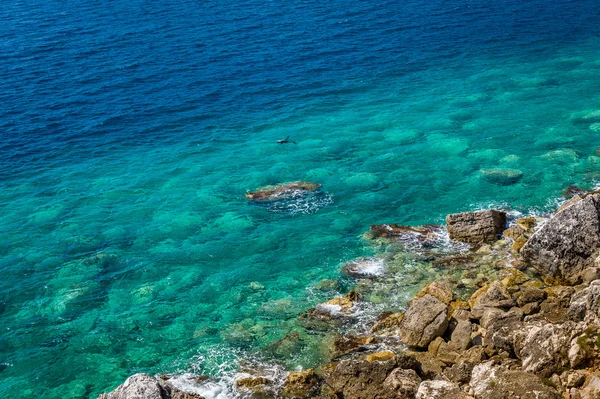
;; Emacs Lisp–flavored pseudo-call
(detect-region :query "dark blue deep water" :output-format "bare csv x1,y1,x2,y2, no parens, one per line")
2,0,600,397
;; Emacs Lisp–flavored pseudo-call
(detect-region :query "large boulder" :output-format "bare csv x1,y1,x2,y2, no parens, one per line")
513,321,575,377
400,294,449,348
521,194,600,285
446,210,507,243
97,374,203,399
324,355,419,399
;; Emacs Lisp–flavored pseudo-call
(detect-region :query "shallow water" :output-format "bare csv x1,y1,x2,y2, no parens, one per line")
2,0,600,397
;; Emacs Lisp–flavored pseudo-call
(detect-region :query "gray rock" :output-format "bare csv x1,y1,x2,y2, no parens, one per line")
416,380,472,399
470,281,515,319
400,294,449,348
481,308,523,353
513,321,575,377
382,368,421,398
521,194,600,285
446,210,507,243
98,374,169,399
470,362,561,399
97,374,202,399
569,279,600,324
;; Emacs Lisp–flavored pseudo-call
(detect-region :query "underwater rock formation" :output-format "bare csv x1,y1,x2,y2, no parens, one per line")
245,181,321,201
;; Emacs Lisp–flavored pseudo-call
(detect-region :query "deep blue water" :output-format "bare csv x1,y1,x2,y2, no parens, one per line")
2,0,600,397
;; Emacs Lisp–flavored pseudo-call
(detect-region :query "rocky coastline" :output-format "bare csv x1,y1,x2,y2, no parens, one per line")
99,186,600,399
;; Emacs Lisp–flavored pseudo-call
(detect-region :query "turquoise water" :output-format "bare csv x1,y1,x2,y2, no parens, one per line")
2,0,600,397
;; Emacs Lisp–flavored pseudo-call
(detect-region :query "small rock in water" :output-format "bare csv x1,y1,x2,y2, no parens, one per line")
446,210,507,244
480,168,523,186
245,181,321,201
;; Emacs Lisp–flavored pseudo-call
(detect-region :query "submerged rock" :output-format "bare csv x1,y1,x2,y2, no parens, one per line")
480,169,523,186
446,210,507,243
521,194,600,285
245,182,321,201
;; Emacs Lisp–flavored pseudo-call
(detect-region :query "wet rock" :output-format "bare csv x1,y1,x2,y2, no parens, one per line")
416,380,472,399
480,169,524,186
246,182,321,201
312,279,340,291
268,331,305,358
235,376,274,398
280,369,321,398
330,335,374,359
470,362,561,399
370,312,405,335
521,194,600,285
366,224,442,242
413,280,454,305
446,210,507,243
98,374,170,399
300,290,362,330
563,185,588,199
400,294,449,348
341,257,385,279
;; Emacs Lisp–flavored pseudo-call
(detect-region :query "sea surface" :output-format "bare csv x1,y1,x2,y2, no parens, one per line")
2,0,600,397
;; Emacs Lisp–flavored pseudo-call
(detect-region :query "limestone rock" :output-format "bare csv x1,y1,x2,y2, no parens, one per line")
446,210,507,243
416,380,472,399
382,368,421,398
400,294,449,348
569,279,600,324
521,194,600,285
98,374,169,399
97,374,204,399
513,321,575,377
470,362,561,399
366,224,442,242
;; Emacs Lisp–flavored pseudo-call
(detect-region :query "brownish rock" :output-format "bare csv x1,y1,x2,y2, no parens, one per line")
330,335,374,359
246,182,321,201
446,210,507,243
366,224,442,241
280,369,321,398
371,312,405,335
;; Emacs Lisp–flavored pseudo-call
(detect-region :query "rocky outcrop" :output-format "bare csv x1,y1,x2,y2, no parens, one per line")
446,210,507,243
470,362,561,399
400,294,449,348
245,182,321,201
521,194,600,284
323,355,420,399
280,369,321,398
97,374,203,399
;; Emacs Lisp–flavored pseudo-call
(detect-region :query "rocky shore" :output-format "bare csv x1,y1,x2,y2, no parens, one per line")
99,187,600,399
